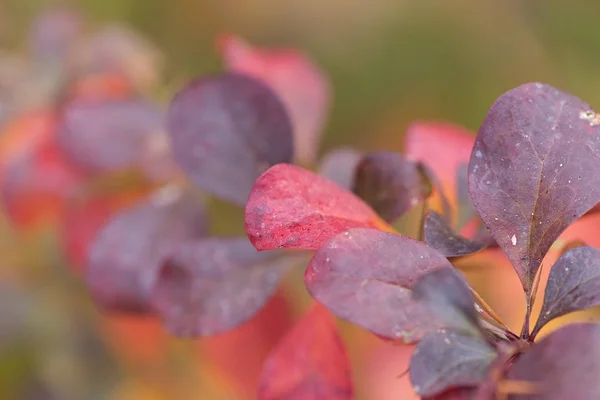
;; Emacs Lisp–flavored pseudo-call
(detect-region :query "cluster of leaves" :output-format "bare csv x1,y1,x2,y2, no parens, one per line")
6,8,600,400
1,8,354,398
245,81,600,399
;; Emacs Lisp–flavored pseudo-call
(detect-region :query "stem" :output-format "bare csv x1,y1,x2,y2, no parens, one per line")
520,291,531,340
521,264,544,341
417,199,427,242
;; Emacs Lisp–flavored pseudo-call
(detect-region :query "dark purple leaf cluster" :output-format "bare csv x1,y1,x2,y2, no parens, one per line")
367,83,600,398
80,46,600,397
243,82,600,399
85,73,309,336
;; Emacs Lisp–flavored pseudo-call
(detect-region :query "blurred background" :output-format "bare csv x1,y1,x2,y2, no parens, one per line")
2,0,600,399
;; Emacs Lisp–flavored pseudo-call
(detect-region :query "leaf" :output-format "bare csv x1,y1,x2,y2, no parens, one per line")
0,114,83,229
152,237,298,337
423,211,489,258
167,73,294,205
86,185,207,313
304,228,453,342
57,98,164,173
245,164,392,251
507,322,600,399
219,35,330,165
412,268,481,337
317,147,362,190
409,330,496,398
530,246,600,338
352,151,431,223
59,187,150,273
404,122,475,197
469,82,600,295
257,304,353,400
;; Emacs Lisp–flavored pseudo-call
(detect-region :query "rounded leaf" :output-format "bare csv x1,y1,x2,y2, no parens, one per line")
469,82,600,295
508,323,600,399
86,185,207,313
152,238,297,337
57,98,164,173
352,151,431,223
409,331,496,398
219,35,330,165
404,121,475,199
245,164,392,251
167,73,294,205
305,228,452,342
531,246,600,338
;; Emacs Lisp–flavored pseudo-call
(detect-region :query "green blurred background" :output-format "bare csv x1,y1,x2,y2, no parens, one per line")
3,0,600,399
5,0,600,154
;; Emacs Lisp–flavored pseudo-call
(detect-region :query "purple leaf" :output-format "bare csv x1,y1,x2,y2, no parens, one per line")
152,238,298,337
57,97,164,173
507,322,600,399
412,268,481,337
423,211,489,258
166,73,294,205
317,147,362,190
304,228,453,343
409,330,496,398
352,152,431,223
86,185,207,313
531,246,600,338
469,82,600,296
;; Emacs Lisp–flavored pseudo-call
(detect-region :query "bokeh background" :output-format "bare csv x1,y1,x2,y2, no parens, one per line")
2,0,600,399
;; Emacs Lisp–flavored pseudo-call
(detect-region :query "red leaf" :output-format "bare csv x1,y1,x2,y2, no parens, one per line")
404,121,475,201
219,34,331,165
258,304,353,400
245,163,393,251
0,109,84,229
